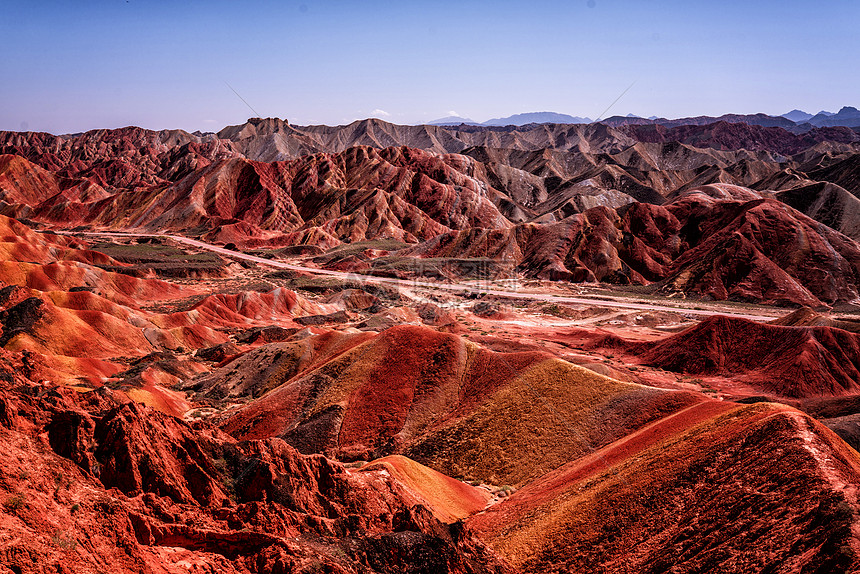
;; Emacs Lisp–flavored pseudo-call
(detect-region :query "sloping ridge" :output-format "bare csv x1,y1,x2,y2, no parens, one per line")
641,315,860,397
204,325,702,487
469,401,860,573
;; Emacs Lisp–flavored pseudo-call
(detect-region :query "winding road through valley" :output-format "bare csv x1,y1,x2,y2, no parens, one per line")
69,231,786,322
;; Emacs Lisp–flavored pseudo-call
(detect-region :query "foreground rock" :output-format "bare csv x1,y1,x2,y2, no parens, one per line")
0,375,512,573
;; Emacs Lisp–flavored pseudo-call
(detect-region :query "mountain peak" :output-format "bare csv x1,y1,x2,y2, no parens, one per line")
781,109,812,122
481,111,592,126
427,115,479,126
806,106,860,128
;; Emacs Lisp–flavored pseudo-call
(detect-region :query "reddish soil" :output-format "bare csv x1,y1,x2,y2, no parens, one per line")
4,122,860,572
0,376,512,573
470,402,860,573
639,315,860,398
3,125,860,306
358,455,492,523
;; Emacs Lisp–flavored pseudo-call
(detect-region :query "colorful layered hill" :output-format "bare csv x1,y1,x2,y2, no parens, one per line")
0,148,508,248
639,315,860,397
194,325,700,486
4,120,860,306
190,324,860,572
469,401,860,573
556,313,860,401
0,214,523,572
358,455,493,523
0,214,354,400
405,185,860,306
4,119,860,573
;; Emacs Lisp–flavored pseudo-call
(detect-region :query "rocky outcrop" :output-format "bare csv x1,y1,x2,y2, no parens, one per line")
92,401,229,506
0,297,44,347
0,378,512,573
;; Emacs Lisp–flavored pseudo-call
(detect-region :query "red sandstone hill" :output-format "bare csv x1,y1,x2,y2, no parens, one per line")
639,315,860,398
192,325,700,485
468,401,860,573
0,214,366,393
216,117,860,160
404,185,860,306
4,314,860,573
0,211,525,572
0,147,510,247
183,323,860,572
2,212,860,571
0,376,512,573
560,311,860,400
2,120,858,212
656,190,860,306
5,123,860,573
0,126,239,188
217,117,640,159
0,122,852,199
7,137,860,306
5,321,860,573
3,123,860,307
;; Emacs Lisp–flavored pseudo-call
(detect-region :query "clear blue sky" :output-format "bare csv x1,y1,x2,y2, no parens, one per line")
1,0,858,134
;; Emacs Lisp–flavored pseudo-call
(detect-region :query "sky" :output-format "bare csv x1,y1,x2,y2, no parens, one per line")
1,0,858,134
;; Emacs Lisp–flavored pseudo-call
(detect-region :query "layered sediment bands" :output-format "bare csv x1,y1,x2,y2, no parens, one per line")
619,120,860,155
6,119,860,572
200,325,701,485
404,186,860,306
469,402,860,573
187,322,860,572
569,313,860,399
655,191,860,306
640,315,860,397
0,214,361,388
4,121,860,306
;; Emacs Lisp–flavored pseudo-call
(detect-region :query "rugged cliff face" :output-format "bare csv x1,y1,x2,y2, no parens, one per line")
0,376,513,574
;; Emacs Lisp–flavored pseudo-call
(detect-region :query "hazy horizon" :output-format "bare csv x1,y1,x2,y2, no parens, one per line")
2,0,858,134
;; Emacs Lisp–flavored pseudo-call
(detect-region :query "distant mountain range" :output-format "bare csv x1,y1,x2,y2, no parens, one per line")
482,112,593,126
428,107,860,130
426,115,481,126
429,111,592,126
805,106,860,128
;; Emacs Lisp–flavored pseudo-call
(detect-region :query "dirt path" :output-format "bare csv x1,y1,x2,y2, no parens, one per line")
69,231,785,322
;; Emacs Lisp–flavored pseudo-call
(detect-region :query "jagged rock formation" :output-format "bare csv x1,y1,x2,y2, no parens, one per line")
0,378,512,573
405,186,860,307
4,119,860,306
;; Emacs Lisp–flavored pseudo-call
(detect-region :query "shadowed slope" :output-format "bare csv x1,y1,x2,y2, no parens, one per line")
774,181,860,240
640,315,860,397
205,325,701,487
469,402,860,573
